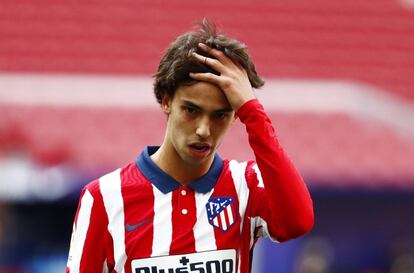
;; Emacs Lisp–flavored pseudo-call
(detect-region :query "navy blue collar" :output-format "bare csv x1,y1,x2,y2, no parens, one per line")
136,146,223,194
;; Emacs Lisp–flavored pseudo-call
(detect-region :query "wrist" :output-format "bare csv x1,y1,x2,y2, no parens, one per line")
233,94,256,112
236,98,261,117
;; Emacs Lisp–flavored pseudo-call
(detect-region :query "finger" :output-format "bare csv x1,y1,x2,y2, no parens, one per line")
189,72,221,84
192,52,224,71
198,43,232,65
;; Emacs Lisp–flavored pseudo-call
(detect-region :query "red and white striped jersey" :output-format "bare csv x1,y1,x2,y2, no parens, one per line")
66,99,314,273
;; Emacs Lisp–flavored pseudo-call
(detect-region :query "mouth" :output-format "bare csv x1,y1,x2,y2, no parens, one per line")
189,143,212,158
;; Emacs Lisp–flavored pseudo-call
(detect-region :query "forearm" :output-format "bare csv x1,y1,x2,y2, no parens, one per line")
237,99,314,241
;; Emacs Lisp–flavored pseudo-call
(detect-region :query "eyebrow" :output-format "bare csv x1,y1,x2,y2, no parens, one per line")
182,100,233,113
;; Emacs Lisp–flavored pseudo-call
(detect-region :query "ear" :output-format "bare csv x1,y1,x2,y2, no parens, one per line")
161,94,172,115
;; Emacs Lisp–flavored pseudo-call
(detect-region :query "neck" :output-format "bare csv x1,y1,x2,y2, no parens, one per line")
150,142,214,185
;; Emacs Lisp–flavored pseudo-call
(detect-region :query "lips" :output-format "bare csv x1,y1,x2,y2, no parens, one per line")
189,142,212,158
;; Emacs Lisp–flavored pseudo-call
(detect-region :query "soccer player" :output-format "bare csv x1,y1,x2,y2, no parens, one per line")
66,19,314,273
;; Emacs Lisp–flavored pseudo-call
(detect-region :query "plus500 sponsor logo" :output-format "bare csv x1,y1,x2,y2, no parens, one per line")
131,249,236,273
134,259,233,273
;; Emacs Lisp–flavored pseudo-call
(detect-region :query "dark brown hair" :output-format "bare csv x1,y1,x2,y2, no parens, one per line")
153,18,265,104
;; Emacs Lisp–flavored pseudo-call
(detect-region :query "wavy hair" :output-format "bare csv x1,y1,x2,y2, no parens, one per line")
153,18,265,105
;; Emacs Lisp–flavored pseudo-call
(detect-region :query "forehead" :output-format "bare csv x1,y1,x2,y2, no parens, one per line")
174,82,232,111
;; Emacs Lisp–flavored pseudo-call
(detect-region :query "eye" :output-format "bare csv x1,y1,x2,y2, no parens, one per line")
214,112,229,120
184,106,198,115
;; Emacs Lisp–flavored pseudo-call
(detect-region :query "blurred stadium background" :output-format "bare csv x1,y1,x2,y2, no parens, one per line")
1,0,414,272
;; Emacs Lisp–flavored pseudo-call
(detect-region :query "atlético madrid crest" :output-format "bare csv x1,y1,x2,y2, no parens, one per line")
206,196,238,232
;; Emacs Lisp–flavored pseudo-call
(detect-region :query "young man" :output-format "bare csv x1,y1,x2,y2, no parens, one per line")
66,19,314,273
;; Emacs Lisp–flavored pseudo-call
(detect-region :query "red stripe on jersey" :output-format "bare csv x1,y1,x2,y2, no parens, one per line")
105,224,116,273
123,163,155,266
210,162,241,250
170,186,197,254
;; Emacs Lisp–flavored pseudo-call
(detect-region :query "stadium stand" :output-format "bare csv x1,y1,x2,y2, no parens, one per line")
1,0,413,99
1,0,413,188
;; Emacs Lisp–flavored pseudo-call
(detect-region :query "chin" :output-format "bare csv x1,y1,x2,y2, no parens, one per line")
186,152,214,166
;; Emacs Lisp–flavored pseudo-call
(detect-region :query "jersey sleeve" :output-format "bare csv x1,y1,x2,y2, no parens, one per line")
66,181,111,273
237,99,314,242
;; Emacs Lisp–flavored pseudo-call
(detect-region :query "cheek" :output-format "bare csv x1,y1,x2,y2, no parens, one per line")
169,114,193,139
212,122,233,141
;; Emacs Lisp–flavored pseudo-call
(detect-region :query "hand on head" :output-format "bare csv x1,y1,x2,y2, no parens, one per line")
190,43,256,111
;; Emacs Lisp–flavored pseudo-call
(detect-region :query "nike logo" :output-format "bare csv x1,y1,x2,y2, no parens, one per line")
125,218,153,232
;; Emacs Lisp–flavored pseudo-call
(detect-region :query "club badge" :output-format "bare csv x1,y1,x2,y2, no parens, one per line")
206,196,238,232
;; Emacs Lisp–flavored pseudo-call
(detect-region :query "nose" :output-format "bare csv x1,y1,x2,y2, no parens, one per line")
196,116,210,139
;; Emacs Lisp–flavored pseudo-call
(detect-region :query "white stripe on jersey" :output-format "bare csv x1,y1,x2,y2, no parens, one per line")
252,164,264,188
194,191,217,252
69,189,93,273
100,169,127,273
228,160,249,273
151,185,173,256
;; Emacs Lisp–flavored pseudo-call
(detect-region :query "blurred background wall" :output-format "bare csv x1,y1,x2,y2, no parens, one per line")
1,0,414,272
